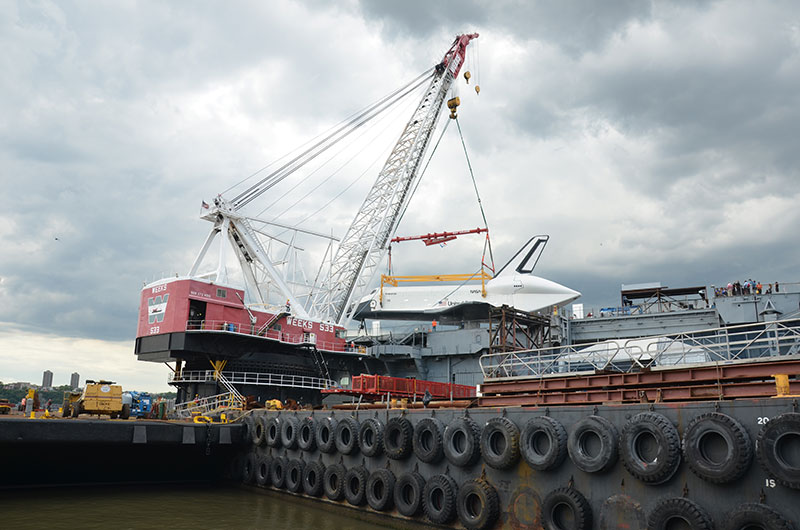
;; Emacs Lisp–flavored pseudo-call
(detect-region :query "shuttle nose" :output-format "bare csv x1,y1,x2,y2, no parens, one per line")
552,281,581,304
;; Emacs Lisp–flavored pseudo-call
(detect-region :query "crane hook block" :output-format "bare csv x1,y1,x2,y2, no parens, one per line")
475,85,480,95
464,71,471,84
447,96,460,119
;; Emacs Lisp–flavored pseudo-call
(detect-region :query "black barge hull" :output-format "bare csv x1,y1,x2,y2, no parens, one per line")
235,398,800,529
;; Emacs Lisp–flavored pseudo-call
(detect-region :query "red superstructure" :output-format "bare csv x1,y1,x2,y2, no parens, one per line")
136,278,348,353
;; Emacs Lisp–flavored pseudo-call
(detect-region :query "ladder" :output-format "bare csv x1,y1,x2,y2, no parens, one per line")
215,371,247,409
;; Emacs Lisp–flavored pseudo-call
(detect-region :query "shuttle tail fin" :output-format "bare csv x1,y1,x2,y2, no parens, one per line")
495,235,549,277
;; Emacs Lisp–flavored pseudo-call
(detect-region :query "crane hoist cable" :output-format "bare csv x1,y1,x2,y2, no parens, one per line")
455,116,494,271
232,70,434,209
235,73,432,209
264,84,429,243
256,78,429,219
230,69,433,203
394,117,452,230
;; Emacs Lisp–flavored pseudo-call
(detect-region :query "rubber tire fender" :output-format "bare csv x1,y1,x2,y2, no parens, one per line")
647,497,713,530
253,416,267,446
542,486,592,530
394,472,426,517
682,412,752,484
521,416,568,471
334,417,359,455
297,417,317,452
344,466,368,506
242,415,254,445
317,416,337,454
620,412,681,484
270,456,288,489
724,503,795,530
71,402,80,418
456,478,500,530
384,416,413,460
302,461,325,497
285,459,305,493
243,452,257,484
358,418,384,457
413,417,445,463
423,474,458,524
443,416,481,467
266,417,282,448
120,403,131,420
280,416,299,450
568,415,619,473
255,455,272,486
366,468,396,512
323,463,345,501
480,416,520,470
756,412,800,489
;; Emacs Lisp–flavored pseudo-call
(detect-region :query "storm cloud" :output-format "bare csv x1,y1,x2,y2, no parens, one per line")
2,1,799,389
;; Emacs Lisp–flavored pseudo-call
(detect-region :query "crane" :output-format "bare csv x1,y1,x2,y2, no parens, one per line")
311,33,479,325
188,34,479,326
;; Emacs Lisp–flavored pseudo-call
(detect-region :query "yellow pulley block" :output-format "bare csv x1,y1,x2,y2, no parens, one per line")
463,70,471,84
475,85,480,95
447,96,460,119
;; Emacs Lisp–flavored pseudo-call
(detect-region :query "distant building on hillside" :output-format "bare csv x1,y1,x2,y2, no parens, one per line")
42,370,53,389
70,372,80,389
3,382,32,390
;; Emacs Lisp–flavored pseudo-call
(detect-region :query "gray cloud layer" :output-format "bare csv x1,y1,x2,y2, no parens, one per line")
2,0,800,351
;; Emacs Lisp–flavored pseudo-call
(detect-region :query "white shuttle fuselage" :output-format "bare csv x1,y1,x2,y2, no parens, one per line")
353,236,580,321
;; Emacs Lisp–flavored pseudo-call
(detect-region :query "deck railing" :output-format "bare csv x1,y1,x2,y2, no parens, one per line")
173,392,243,418
480,317,800,381
171,370,337,390
185,319,358,354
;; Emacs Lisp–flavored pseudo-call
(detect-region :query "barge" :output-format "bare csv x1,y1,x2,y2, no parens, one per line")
120,33,800,530
228,317,800,529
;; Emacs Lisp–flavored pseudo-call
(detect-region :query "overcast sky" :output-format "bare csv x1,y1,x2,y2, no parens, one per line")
2,1,799,392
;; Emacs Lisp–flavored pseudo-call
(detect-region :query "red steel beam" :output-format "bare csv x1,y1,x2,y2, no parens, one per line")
480,359,800,395
478,381,800,407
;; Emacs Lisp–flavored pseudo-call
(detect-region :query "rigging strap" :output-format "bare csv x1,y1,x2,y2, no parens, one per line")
394,117,452,230
455,117,494,272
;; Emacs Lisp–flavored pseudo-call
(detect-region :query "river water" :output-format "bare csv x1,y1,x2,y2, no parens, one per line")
0,484,416,529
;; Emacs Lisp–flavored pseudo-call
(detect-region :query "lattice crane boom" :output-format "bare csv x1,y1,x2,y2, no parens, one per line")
311,33,479,325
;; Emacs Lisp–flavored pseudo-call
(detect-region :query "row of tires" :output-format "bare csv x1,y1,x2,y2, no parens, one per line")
244,411,800,489
238,452,795,530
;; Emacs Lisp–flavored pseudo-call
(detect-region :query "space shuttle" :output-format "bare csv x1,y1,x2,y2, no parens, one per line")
352,236,580,322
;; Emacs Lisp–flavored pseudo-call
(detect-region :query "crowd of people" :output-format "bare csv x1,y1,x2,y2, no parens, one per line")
715,280,779,297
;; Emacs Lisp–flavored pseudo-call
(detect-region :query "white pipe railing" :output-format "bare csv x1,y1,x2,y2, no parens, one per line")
171,370,337,390
184,319,359,354
480,317,800,381
173,392,243,418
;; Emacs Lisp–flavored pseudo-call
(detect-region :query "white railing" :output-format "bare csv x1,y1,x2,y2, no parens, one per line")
184,319,359,354
173,392,243,418
480,318,800,381
215,371,247,409
170,370,337,390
